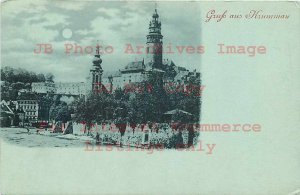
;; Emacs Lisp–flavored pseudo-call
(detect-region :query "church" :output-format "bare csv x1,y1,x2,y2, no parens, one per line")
87,8,200,95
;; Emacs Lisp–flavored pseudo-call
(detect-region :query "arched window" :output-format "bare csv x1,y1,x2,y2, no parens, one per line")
96,75,99,83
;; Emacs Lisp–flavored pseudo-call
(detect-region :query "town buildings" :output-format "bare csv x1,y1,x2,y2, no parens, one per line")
16,8,200,124
30,8,200,98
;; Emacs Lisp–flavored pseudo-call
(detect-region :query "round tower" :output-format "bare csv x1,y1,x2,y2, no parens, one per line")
145,8,163,69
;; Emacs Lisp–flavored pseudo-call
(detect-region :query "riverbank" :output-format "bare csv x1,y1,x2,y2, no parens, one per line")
0,127,94,148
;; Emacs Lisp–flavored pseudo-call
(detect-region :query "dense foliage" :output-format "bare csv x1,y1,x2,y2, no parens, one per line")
72,72,201,132
0,67,54,101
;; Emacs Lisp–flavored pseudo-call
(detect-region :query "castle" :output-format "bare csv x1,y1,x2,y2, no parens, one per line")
87,8,200,95
31,8,200,100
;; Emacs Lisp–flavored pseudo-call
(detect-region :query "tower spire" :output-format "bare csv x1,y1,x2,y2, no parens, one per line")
145,5,163,69
95,40,101,55
89,42,103,94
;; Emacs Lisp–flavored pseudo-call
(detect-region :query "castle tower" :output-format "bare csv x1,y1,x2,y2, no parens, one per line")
145,8,163,69
88,44,103,94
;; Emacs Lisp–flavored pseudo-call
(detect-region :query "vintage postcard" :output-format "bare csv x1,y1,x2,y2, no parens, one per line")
0,0,299,194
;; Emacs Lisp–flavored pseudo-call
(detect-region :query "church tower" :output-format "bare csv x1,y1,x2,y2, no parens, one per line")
88,44,103,94
145,8,163,69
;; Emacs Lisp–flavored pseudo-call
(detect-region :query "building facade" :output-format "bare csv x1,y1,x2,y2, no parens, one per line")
31,82,56,94
32,82,86,97
55,82,86,96
17,99,39,122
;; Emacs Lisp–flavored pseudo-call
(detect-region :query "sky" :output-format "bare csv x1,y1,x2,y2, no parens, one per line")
1,0,202,82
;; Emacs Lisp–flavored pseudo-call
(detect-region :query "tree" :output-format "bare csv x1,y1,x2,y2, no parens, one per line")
45,73,54,82
37,73,46,82
49,102,71,123
73,93,109,134
38,94,54,121
0,67,50,100
11,82,25,91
